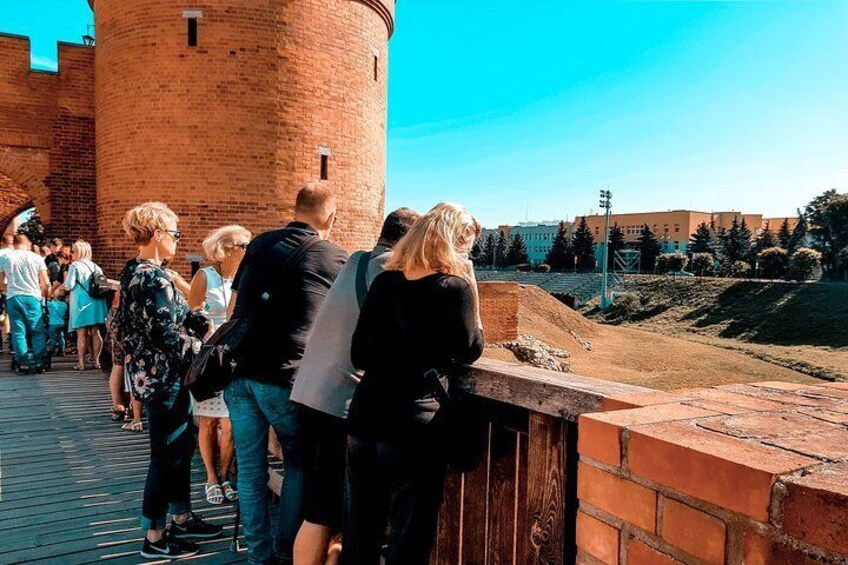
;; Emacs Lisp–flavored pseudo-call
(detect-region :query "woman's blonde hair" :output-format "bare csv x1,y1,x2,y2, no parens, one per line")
386,202,482,276
202,225,252,263
122,202,179,245
71,240,93,261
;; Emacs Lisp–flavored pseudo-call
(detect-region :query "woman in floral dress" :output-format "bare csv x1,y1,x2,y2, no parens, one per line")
119,201,223,560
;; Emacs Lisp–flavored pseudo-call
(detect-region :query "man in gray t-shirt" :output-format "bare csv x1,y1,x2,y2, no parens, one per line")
290,208,419,562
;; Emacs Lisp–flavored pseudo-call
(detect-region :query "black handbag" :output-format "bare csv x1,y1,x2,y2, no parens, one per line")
422,368,488,474
184,234,320,401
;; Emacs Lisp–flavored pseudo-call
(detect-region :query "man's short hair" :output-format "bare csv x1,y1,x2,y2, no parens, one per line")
379,208,420,247
295,182,336,221
50,237,63,247
13,233,31,247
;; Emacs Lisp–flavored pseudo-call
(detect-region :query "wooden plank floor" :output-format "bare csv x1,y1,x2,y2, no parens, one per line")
0,356,249,564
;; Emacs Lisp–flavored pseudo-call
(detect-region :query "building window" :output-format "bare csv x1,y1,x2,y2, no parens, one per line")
374,55,379,81
320,154,329,180
187,18,198,47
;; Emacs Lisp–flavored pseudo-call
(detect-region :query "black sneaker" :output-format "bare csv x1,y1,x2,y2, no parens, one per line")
170,512,223,540
139,533,200,560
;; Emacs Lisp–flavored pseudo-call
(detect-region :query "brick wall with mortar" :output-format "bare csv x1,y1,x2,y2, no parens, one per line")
575,381,848,565
478,281,519,343
92,0,394,275
0,33,96,242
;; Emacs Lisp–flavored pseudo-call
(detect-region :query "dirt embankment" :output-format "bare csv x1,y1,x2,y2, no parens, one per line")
483,284,817,391
581,277,848,382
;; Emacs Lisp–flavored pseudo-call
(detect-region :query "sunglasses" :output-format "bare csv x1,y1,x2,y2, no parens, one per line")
164,230,182,242
234,242,250,250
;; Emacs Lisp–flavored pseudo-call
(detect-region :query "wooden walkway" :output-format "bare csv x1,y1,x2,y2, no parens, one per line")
0,357,249,564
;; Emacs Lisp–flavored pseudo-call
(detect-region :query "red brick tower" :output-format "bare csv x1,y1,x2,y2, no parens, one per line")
91,0,394,272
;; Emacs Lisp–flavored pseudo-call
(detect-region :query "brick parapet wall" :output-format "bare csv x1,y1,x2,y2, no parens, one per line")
576,381,848,564
477,281,519,343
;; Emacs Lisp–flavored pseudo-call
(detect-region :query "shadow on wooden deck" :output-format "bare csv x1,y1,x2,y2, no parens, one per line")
0,356,250,564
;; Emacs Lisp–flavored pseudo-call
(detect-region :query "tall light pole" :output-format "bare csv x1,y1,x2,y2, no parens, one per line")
599,189,613,309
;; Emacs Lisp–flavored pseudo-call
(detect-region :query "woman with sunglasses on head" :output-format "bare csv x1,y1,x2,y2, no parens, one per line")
187,225,251,506
61,240,109,370
119,202,223,560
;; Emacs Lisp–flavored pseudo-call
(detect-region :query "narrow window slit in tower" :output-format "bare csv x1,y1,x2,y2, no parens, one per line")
187,18,198,47
320,155,329,180
373,55,379,81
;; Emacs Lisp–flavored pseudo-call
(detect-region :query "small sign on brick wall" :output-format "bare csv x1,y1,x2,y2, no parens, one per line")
182,10,203,19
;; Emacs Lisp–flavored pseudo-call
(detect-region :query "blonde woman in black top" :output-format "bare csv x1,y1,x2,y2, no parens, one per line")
341,203,484,565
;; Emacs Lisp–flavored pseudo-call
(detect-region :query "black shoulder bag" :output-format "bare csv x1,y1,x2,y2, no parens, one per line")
185,235,320,401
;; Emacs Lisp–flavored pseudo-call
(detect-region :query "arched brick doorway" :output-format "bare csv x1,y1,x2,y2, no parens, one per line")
0,171,35,235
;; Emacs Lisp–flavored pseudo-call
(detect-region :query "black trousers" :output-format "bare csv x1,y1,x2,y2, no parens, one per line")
340,431,447,565
141,385,195,531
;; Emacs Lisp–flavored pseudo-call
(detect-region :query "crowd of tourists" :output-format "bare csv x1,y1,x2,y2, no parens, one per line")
0,184,484,564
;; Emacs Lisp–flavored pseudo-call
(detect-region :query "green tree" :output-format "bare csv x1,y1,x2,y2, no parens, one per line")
757,247,789,279
494,231,509,269
719,217,752,265
777,219,793,249
730,260,752,278
470,238,483,267
544,221,574,271
16,211,47,247
805,191,848,279
637,225,661,272
571,217,596,271
789,247,821,281
480,233,496,268
789,209,808,253
689,222,714,254
506,233,530,266
758,221,777,250
607,223,625,270
691,253,715,276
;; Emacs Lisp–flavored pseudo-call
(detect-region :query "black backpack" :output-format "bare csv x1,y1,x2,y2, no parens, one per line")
185,235,321,401
87,271,112,299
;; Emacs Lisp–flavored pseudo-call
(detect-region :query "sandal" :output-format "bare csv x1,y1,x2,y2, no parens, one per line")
121,420,144,433
221,481,238,502
205,484,225,505
111,406,126,421
73,364,87,371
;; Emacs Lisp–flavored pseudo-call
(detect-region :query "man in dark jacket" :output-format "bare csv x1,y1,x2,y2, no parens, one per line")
225,183,348,565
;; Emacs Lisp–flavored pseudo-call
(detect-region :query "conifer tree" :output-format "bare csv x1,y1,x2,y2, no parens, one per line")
789,210,808,253
506,233,530,266
571,217,596,271
778,218,792,249
545,221,573,271
720,217,752,264
607,224,625,269
752,221,777,258
689,222,714,254
494,231,509,269
480,233,496,268
471,238,483,267
637,224,661,272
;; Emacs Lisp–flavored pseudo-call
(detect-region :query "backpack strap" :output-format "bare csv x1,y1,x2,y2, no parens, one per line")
354,251,372,309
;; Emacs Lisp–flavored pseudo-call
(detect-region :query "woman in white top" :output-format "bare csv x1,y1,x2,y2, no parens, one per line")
62,240,109,371
188,225,251,505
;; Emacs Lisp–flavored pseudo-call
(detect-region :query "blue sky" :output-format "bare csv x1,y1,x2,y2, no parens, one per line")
3,1,846,227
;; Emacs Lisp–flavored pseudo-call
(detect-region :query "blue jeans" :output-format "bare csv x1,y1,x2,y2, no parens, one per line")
7,295,46,368
225,378,303,564
49,326,65,352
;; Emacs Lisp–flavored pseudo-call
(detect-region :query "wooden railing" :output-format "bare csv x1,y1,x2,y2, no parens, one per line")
430,359,652,565
269,359,653,564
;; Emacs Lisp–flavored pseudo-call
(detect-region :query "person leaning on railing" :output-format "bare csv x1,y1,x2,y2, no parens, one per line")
340,202,485,565
119,201,223,560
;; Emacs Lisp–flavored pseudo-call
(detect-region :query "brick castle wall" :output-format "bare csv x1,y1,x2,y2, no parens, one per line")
93,0,394,274
0,33,95,243
576,382,848,564
478,281,519,343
